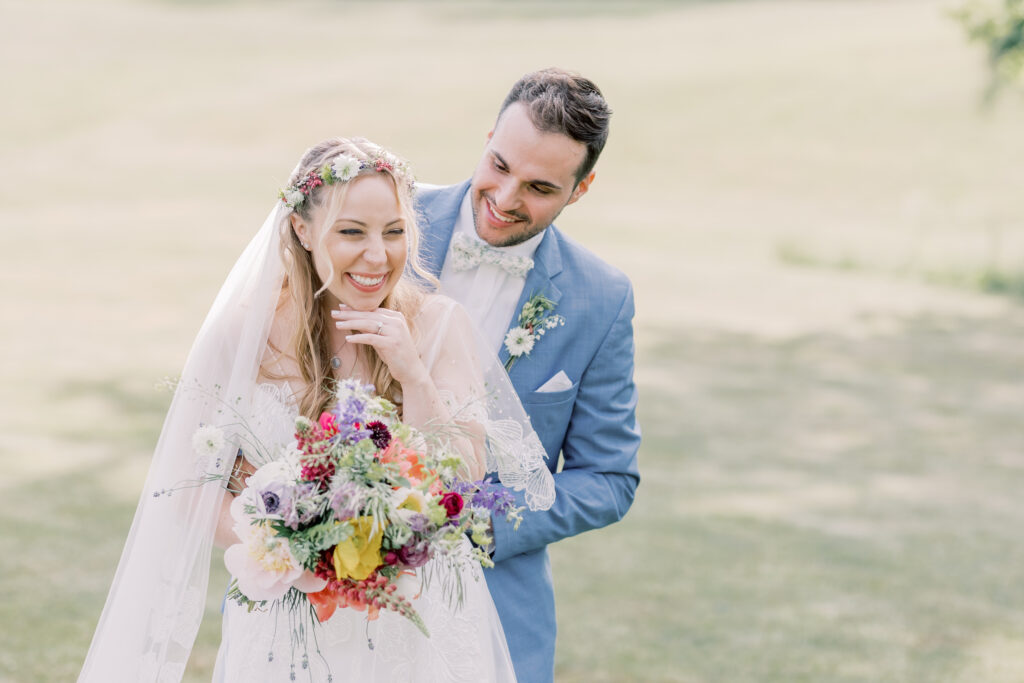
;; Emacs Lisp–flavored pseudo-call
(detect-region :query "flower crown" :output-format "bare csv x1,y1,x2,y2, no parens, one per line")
279,150,414,213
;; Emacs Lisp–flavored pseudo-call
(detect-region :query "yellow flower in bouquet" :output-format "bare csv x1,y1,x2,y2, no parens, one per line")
333,517,384,581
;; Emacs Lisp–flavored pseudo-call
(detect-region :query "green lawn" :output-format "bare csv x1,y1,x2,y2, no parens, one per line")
2,0,1024,681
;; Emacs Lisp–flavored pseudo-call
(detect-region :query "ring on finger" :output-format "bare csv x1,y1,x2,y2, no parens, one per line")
376,322,384,335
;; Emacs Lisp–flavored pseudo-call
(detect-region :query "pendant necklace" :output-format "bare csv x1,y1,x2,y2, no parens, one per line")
330,339,354,374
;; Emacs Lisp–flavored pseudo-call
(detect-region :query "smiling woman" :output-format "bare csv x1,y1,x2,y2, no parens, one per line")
77,136,554,682
274,138,434,419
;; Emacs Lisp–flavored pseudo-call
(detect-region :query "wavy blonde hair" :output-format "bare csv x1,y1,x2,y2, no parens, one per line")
278,137,436,418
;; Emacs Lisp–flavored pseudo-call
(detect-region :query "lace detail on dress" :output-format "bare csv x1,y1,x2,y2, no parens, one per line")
438,388,555,511
238,383,299,465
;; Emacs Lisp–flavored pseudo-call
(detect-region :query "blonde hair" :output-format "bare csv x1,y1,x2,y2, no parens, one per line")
278,137,435,418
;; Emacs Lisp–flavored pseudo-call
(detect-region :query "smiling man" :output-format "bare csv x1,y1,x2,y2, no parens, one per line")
416,68,641,682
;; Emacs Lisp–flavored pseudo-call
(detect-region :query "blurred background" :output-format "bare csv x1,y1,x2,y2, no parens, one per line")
2,0,1024,681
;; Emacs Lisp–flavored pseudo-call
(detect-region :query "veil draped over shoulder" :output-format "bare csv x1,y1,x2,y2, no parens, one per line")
79,201,553,681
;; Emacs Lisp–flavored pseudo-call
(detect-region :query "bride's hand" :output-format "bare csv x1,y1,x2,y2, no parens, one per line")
332,305,430,386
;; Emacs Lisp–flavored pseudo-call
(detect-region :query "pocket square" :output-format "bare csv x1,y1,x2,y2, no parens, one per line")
537,370,573,393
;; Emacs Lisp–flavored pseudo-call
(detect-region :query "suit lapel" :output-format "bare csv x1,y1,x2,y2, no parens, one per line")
419,180,470,278
499,227,564,370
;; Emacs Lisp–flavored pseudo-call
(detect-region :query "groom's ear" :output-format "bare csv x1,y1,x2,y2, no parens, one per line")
566,171,595,206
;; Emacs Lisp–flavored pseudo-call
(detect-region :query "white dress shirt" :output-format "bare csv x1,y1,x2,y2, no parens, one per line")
439,192,545,351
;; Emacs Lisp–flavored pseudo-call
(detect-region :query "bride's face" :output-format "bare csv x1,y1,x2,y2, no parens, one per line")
294,174,408,311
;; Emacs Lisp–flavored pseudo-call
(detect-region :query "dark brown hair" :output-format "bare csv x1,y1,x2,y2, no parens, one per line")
498,68,612,184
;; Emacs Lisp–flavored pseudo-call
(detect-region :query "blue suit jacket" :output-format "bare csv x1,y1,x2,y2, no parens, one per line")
416,182,641,682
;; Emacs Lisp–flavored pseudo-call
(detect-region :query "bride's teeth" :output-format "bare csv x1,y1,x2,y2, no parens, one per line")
350,274,385,286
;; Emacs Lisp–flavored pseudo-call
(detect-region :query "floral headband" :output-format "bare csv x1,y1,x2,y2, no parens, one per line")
279,150,415,213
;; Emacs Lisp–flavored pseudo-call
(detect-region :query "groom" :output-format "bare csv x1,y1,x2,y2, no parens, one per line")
416,68,641,681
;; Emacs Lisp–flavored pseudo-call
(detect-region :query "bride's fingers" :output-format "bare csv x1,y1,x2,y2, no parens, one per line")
333,318,385,334
345,329,428,386
344,332,388,348
332,305,405,320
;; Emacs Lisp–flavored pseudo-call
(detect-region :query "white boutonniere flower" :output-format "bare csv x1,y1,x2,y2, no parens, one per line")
504,327,536,358
504,293,565,371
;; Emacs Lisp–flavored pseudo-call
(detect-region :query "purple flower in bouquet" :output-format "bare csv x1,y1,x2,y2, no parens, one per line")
240,461,294,518
447,479,517,515
406,513,430,533
397,540,431,568
334,396,370,443
283,481,321,529
471,482,516,512
328,480,361,519
261,490,282,515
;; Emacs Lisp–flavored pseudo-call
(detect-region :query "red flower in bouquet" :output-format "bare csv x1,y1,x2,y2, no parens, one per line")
440,492,464,518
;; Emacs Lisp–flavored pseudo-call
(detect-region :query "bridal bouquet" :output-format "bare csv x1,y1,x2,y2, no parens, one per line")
217,378,522,637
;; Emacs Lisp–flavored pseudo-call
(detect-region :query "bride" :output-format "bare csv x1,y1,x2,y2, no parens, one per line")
79,137,554,682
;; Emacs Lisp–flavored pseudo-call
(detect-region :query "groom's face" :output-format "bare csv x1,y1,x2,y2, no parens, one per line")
470,102,593,248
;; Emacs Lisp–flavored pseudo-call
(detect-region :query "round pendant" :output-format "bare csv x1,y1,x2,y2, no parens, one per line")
330,356,341,370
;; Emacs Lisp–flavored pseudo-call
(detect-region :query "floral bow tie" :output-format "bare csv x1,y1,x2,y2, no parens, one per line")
449,232,534,278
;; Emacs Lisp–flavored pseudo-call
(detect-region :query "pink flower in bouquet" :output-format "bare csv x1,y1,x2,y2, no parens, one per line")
318,411,339,435
379,440,430,486
224,496,325,601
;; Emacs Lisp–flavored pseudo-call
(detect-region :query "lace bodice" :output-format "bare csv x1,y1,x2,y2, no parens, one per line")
241,382,300,465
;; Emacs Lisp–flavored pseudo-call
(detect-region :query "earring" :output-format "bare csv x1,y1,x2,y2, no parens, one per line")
301,242,310,250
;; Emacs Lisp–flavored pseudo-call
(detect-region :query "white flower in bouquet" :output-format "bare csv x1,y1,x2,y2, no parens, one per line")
223,496,325,601
191,425,226,458
392,487,430,518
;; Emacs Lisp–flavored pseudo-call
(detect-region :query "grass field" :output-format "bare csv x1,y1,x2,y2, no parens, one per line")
2,0,1024,681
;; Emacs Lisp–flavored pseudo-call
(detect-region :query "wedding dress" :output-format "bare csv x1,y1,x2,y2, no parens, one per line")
79,201,553,682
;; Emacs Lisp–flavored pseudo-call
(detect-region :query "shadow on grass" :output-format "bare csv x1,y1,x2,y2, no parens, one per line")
552,309,1024,682
777,240,1024,303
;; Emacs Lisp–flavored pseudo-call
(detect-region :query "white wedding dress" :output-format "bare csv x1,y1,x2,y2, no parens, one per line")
212,381,516,683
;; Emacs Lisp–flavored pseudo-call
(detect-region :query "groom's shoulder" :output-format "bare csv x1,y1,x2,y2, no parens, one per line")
414,181,448,200
550,227,633,302
414,181,467,215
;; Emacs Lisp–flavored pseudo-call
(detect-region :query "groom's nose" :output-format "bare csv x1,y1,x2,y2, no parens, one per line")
493,177,520,211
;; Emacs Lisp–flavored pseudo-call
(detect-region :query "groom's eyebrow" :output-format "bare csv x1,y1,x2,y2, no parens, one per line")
492,151,563,192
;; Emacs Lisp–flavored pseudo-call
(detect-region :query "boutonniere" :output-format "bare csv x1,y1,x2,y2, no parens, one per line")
503,293,565,371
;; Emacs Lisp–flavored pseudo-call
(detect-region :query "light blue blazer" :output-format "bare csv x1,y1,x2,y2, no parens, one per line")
416,182,641,683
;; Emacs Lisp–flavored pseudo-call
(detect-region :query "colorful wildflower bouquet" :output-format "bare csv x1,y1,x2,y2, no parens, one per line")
220,378,522,637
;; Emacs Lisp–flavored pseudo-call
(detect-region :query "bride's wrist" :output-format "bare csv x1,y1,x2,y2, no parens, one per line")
397,367,433,394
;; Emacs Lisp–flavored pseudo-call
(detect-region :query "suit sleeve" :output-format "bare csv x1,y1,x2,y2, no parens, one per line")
490,284,641,561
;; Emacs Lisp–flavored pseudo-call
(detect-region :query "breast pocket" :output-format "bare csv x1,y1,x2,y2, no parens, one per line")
523,385,578,458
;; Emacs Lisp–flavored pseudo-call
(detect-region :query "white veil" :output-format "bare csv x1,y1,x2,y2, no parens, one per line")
79,196,553,681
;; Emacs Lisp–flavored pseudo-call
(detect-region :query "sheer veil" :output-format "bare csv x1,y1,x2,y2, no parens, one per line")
79,199,554,681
